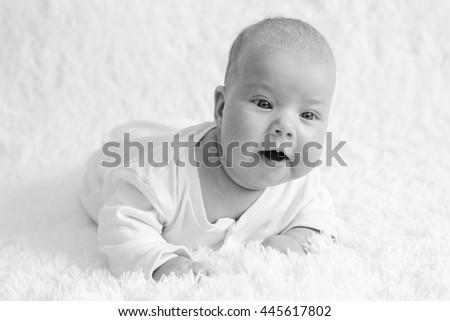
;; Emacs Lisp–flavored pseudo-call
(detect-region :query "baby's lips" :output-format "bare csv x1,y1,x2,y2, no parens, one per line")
262,146,295,162
281,145,301,163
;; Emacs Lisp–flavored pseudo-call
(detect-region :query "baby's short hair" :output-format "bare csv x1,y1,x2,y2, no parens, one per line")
224,17,335,84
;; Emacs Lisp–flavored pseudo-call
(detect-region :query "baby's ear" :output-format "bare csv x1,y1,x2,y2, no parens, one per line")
214,86,226,125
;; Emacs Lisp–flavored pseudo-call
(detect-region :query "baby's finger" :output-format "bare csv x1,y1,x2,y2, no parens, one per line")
190,262,210,276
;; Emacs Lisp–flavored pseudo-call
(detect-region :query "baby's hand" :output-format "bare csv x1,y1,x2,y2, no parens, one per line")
152,256,212,281
262,234,306,255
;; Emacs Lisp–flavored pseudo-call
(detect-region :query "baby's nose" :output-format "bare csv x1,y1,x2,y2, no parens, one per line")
270,119,295,138
272,128,293,138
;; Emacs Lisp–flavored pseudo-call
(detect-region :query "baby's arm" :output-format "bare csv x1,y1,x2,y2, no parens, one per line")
98,180,211,280
262,227,319,255
153,256,211,281
263,169,337,255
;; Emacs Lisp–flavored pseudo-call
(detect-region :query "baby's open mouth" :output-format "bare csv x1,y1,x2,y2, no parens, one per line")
259,150,288,162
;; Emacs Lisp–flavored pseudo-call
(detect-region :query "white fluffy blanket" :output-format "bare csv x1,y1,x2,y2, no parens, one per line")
1,0,449,300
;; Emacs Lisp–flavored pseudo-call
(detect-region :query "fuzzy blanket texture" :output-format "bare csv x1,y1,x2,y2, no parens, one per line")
1,0,449,300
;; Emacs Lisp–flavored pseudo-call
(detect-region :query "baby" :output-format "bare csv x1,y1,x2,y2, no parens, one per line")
81,17,337,281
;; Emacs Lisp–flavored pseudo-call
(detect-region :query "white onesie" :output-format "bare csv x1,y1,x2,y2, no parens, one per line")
81,121,337,277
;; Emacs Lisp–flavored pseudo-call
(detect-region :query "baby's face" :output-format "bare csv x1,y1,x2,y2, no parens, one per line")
215,45,336,190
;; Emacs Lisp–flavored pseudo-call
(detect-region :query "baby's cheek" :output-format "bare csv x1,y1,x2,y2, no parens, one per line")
288,143,321,178
305,142,324,163
301,130,326,164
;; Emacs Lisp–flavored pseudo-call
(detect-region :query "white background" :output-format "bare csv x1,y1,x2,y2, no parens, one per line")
0,0,449,300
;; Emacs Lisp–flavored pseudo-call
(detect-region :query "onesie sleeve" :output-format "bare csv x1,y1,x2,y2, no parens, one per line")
98,179,192,278
282,170,338,238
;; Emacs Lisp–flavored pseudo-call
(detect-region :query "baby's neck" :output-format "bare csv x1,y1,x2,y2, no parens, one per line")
196,128,264,223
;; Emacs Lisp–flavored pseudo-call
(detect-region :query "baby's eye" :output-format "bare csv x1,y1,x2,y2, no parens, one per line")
300,111,318,120
253,99,272,110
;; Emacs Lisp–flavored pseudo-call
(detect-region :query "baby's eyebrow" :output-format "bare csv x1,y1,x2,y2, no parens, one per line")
304,98,328,106
244,82,274,92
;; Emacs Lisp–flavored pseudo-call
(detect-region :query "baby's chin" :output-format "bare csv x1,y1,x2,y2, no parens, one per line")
226,166,310,190
263,165,314,186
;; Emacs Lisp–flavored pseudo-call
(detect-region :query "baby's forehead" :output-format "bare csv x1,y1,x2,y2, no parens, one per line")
238,42,335,73
225,47,335,94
